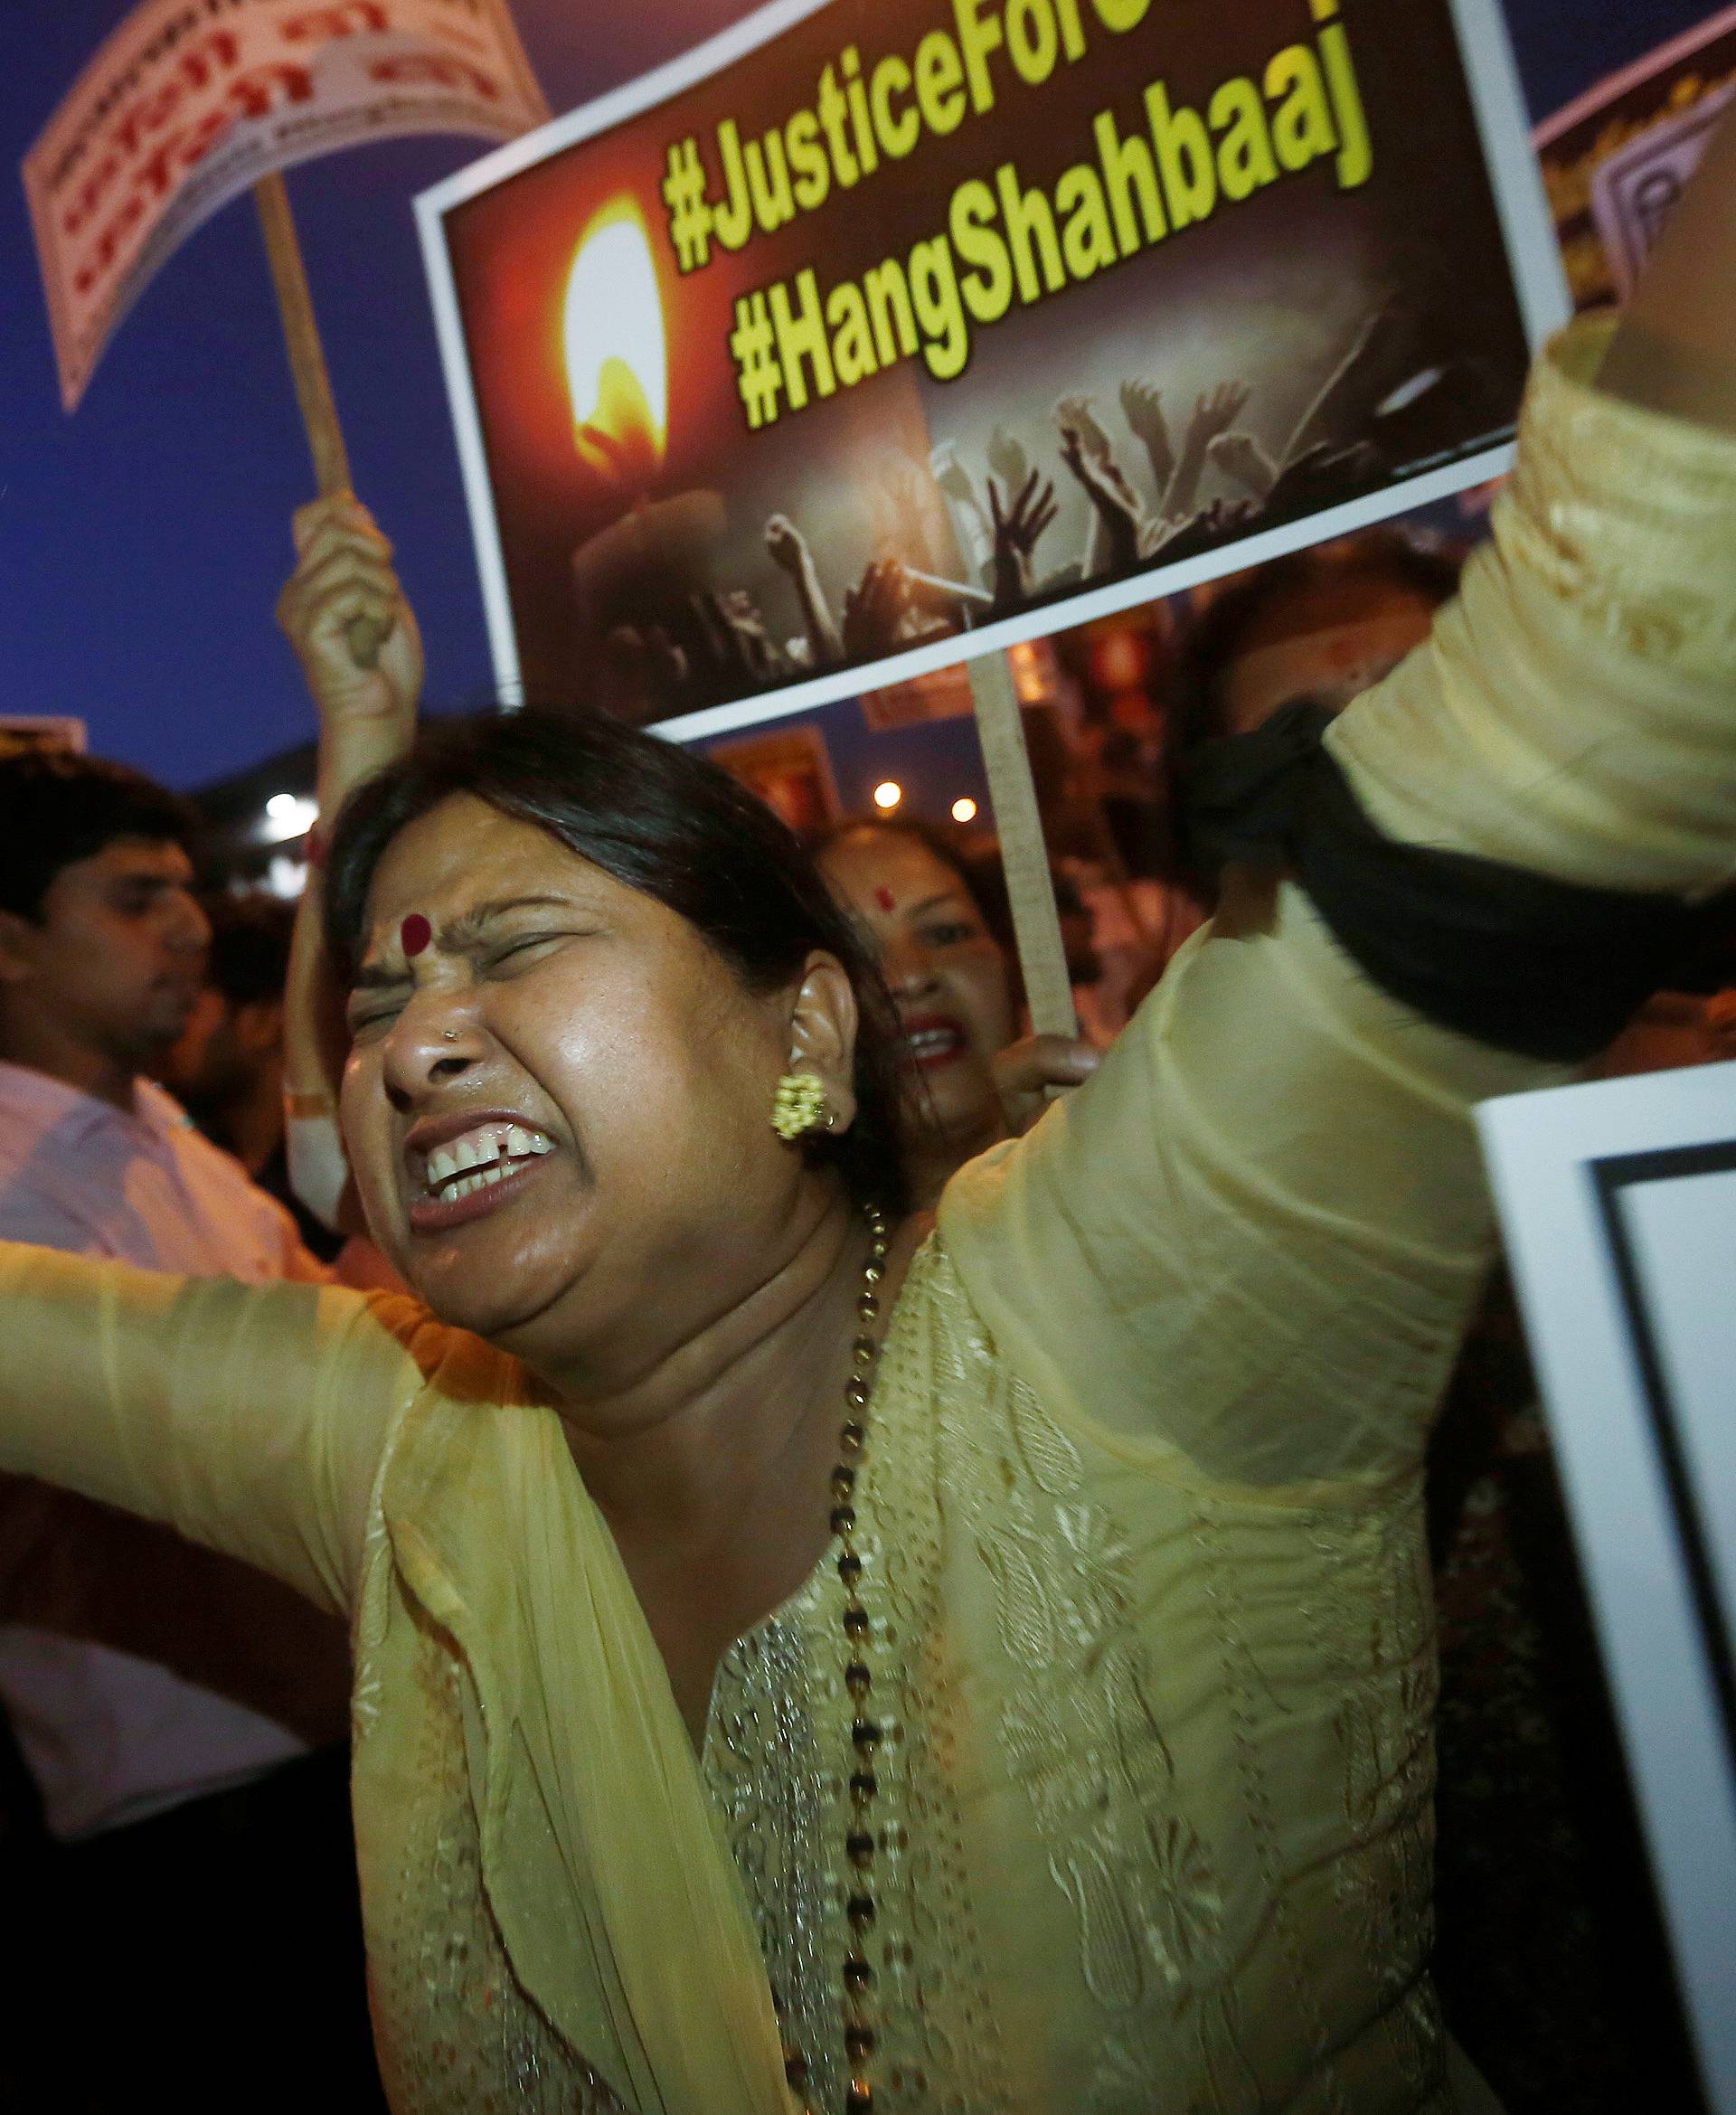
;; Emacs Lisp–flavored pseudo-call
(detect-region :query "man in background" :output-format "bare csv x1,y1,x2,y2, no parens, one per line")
167,892,341,1261
0,747,381,2110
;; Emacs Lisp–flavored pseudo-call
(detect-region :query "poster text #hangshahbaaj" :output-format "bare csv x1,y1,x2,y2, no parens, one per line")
658,0,1372,424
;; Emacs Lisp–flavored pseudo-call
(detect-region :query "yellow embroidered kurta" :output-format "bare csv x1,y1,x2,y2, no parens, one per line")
1,321,1731,2114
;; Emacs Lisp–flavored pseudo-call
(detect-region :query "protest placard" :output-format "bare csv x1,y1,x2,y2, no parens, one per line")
417,0,1564,741
1590,79,1736,303
24,0,547,411
1536,5,1736,313
1478,1063,1736,2113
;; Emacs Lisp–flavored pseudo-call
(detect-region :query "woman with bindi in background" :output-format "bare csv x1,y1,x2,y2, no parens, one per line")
814,818,1099,1207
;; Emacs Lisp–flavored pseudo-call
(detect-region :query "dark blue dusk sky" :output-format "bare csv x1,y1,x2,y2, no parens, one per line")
0,1,1717,791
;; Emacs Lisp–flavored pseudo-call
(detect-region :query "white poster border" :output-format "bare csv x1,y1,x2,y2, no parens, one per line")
1477,1063,1736,2113
415,0,1568,735
1533,1,1736,149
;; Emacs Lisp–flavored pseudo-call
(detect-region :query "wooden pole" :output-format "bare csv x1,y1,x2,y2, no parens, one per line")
967,649,1078,1041
254,170,383,666
255,171,352,494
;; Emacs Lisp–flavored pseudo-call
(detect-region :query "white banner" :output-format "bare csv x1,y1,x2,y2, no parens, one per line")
24,0,548,411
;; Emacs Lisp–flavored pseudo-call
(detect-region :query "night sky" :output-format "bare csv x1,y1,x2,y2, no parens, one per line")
0,0,1718,791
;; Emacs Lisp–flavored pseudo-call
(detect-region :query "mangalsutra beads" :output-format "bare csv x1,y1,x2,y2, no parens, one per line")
779,1202,891,2115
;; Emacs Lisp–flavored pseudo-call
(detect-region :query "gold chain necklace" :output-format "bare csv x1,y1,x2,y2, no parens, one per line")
774,1201,891,2115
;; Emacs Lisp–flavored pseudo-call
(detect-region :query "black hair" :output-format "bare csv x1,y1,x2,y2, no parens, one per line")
811,814,1001,928
0,750,201,921
203,894,296,1010
1160,532,1464,902
1169,531,1464,758
1662,899,1736,998
811,814,1095,1009
325,708,910,1215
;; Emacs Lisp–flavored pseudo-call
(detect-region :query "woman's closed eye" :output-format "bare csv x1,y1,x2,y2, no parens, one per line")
481,928,591,976
918,917,985,949
347,992,408,1039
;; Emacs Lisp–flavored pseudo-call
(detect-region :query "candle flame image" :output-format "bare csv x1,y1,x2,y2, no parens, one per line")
563,199,668,492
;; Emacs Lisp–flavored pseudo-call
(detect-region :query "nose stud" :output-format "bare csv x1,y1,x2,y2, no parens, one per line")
441,1028,458,1043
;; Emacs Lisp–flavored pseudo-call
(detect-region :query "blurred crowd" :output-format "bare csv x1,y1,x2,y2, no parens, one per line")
589,290,1504,725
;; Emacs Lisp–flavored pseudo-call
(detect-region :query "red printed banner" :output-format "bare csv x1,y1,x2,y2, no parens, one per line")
418,0,1566,741
24,0,547,411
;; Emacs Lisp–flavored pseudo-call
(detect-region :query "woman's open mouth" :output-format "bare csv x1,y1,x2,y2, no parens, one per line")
407,1119,557,1234
900,1012,971,1073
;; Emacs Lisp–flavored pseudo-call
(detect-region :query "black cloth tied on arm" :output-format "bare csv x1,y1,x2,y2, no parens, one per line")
1180,698,1734,1064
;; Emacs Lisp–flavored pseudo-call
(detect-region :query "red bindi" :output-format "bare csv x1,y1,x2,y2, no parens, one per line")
401,913,432,958
873,886,896,913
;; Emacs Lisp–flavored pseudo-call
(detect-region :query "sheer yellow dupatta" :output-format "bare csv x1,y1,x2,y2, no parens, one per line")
373,1328,797,2115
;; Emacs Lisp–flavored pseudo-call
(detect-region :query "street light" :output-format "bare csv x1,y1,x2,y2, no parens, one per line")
260,792,318,844
873,780,902,811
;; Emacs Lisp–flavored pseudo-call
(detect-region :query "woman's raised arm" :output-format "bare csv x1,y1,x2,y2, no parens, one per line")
278,495,421,1231
939,117,1736,1490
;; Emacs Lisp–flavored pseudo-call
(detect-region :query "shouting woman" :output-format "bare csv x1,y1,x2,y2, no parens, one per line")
1,115,1733,2115
814,818,1101,1206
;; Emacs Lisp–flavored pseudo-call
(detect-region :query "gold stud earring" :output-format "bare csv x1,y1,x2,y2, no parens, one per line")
771,1070,833,1140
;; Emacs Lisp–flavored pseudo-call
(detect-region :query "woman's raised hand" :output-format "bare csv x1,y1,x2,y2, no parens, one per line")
278,493,423,735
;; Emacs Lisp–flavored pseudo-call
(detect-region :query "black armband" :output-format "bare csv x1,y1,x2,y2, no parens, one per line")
1181,699,1734,1064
